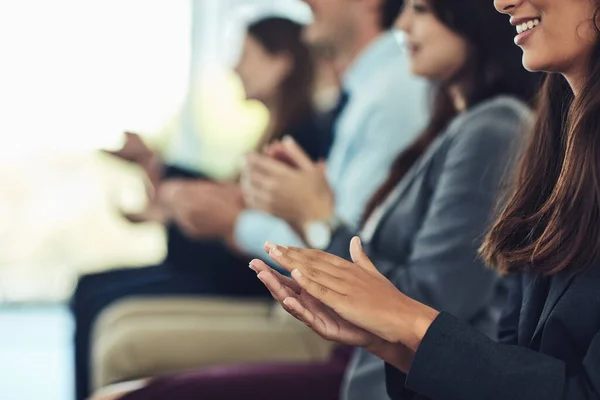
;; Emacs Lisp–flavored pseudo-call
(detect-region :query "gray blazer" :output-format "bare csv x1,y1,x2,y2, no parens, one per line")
325,96,532,400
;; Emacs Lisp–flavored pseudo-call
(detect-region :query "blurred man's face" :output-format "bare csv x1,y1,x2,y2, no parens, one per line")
302,0,358,51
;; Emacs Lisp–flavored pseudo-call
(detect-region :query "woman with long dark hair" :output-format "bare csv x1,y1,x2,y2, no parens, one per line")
70,16,334,400
254,0,600,399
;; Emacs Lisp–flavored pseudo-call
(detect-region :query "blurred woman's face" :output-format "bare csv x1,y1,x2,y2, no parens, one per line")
395,0,469,82
234,35,291,103
493,0,597,79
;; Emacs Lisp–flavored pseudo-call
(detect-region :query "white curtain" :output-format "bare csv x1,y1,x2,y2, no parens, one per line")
0,0,311,303
0,1,191,302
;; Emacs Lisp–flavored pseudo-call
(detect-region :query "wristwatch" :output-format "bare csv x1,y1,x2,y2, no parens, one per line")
304,215,343,250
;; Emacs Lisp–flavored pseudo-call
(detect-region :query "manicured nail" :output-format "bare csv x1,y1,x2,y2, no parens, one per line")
265,241,275,250
292,269,302,278
283,297,292,307
257,272,266,282
270,247,282,257
248,262,257,272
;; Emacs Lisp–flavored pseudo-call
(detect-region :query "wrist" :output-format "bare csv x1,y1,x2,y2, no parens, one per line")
302,213,342,250
387,295,439,351
365,336,391,357
366,338,414,373
221,207,242,239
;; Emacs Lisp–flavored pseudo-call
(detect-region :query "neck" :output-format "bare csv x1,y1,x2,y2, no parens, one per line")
448,84,468,112
564,57,589,98
565,73,584,98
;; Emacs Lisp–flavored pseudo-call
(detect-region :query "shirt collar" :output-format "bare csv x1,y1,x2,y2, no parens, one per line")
342,31,404,94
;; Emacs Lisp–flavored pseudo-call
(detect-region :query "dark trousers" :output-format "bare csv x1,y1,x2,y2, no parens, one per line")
70,239,270,400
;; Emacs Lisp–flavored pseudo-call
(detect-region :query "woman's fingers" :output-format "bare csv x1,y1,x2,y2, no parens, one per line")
281,136,315,171
250,259,301,294
257,270,298,302
264,243,348,275
247,153,293,179
281,296,319,329
264,245,351,294
289,268,347,308
349,236,379,274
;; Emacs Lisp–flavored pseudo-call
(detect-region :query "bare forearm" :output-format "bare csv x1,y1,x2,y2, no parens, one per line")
366,338,415,373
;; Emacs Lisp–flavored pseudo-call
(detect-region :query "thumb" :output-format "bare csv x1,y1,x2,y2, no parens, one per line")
349,236,378,273
282,136,314,170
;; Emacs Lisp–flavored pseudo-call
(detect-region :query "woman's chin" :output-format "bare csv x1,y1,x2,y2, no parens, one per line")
521,53,551,74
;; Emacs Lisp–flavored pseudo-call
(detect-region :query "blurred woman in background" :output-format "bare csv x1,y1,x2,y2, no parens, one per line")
71,16,336,400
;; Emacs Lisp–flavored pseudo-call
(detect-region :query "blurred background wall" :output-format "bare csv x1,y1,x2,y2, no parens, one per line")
0,0,311,303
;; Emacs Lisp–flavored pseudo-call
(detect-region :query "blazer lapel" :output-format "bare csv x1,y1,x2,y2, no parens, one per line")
529,269,577,346
365,137,446,244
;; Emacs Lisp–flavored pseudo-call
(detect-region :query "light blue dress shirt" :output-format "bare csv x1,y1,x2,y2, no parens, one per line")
234,31,428,256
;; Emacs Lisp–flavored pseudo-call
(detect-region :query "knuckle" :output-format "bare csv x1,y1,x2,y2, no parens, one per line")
317,285,329,296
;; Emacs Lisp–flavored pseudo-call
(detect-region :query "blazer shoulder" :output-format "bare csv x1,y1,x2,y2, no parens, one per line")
447,96,533,144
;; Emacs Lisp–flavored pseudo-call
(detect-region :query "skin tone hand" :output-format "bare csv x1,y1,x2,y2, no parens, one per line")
250,238,416,372
120,203,169,225
242,137,334,228
105,132,164,222
158,180,244,240
250,258,381,348
103,131,155,166
262,237,440,354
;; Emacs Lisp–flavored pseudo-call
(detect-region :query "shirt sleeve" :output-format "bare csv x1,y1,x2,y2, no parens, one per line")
234,209,306,259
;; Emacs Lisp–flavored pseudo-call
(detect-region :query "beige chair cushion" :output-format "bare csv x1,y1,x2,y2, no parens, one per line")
92,297,334,390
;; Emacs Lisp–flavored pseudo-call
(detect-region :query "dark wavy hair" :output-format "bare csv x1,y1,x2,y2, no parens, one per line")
247,17,314,144
363,0,542,221
481,8,600,275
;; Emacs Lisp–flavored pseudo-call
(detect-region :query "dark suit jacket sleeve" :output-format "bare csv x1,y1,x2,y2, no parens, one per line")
394,312,600,400
384,107,522,323
385,273,524,400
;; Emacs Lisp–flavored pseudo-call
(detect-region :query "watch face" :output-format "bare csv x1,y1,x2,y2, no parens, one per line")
306,221,331,250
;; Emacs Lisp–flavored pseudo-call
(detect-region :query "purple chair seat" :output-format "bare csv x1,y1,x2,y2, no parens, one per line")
121,346,353,400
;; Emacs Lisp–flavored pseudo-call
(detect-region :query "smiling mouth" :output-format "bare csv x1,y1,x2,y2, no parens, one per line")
515,18,541,35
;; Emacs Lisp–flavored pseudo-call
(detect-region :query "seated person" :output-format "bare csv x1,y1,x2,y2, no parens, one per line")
70,16,335,400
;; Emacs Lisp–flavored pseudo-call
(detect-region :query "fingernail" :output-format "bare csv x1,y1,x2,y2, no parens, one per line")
248,262,257,272
292,269,302,278
283,298,292,307
270,247,282,257
265,241,275,250
356,236,362,247
257,272,265,282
